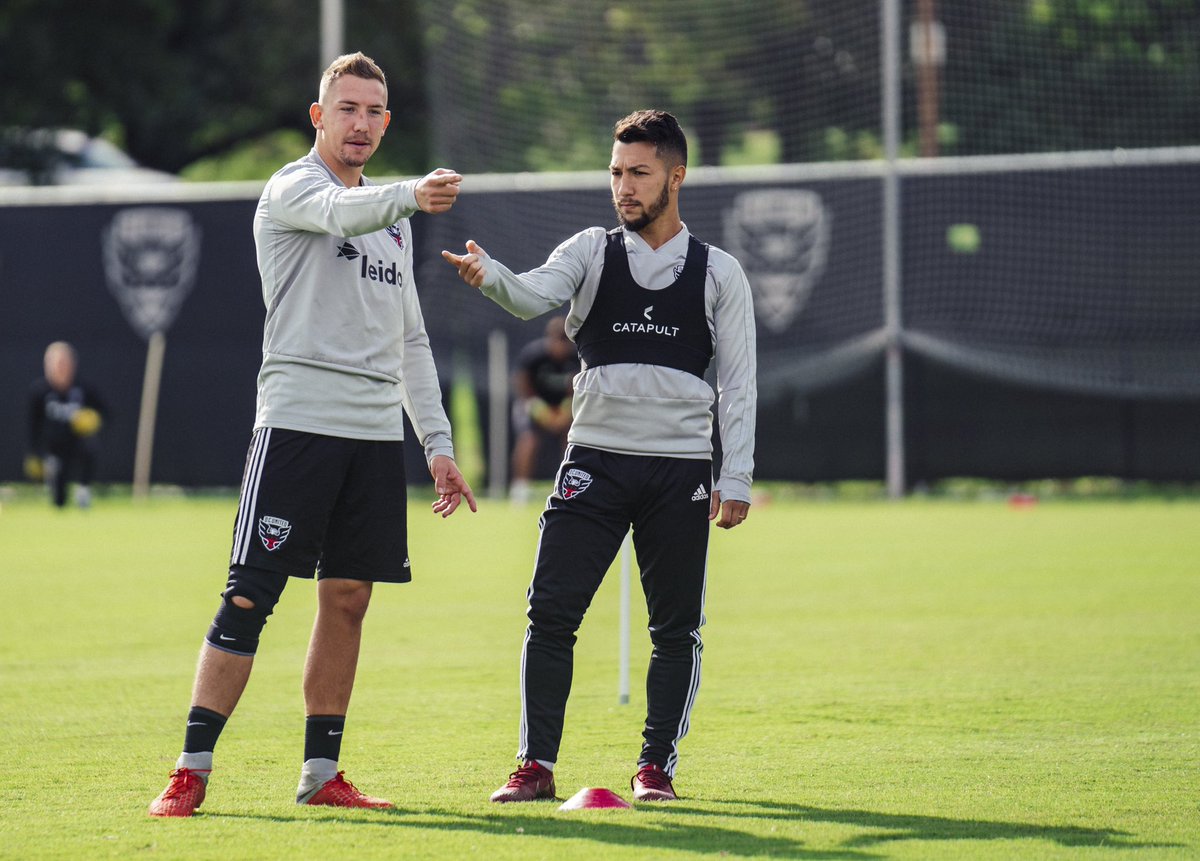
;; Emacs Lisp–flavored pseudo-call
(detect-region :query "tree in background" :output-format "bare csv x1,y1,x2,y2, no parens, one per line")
0,0,429,178
941,0,1200,155
421,0,821,170
3,0,1200,179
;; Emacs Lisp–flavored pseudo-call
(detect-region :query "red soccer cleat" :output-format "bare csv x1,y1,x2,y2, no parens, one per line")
631,763,677,802
300,771,394,809
148,768,208,817
490,760,557,803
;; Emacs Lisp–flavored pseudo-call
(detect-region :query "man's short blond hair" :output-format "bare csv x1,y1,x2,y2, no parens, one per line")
318,52,387,103
44,340,76,365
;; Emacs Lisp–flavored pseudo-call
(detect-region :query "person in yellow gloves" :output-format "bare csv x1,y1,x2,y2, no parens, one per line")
26,341,106,508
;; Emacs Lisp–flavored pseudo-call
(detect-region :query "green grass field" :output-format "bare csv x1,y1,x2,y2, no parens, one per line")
1,489,1197,860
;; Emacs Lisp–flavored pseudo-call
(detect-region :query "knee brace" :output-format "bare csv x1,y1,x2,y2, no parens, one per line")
205,566,289,655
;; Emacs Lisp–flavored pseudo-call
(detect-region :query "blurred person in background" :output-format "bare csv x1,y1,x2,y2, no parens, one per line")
443,109,756,803
508,314,579,504
26,341,105,508
148,51,475,818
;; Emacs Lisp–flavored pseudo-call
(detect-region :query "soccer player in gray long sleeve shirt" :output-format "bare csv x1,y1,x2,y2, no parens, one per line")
444,109,757,803
150,52,476,818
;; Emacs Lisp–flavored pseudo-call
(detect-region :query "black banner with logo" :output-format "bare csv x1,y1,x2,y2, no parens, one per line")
2,165,1198,488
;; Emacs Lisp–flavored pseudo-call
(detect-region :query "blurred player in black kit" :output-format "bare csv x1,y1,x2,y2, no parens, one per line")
509,315,579,503
26,341,105,508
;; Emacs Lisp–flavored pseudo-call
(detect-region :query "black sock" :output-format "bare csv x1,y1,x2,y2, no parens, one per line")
183,706,228,754
304,715,346,763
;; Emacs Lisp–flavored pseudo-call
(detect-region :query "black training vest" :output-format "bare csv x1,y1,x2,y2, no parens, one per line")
575,229,713,378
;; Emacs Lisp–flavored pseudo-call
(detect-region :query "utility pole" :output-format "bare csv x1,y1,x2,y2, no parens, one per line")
912,0,945,157
321,0,344,67
882,0,905,498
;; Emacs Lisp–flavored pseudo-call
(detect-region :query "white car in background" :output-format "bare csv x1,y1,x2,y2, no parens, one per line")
0,128,177,185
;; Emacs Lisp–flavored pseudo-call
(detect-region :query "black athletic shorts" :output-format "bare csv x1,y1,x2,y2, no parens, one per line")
227,427,411,582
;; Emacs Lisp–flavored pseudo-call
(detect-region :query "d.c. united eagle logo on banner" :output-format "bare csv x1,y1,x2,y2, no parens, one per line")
723,189,830,333
102,207,202,340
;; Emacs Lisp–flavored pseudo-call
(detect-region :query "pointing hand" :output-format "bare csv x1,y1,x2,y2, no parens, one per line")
440,239,489,288
415,169,462,214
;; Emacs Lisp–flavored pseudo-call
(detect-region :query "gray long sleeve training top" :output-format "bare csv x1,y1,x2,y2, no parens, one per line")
477,224,757,504
251,149,454,465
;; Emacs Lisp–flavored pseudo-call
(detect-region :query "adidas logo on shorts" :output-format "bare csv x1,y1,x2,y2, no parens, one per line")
691,483,709,502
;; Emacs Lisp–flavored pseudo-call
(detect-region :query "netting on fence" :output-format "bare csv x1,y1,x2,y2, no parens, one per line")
416,0,1200,403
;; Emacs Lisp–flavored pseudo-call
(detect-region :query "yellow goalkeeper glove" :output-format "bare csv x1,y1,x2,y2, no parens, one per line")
23,455,44,481
70,407,102,437
527,397,552,427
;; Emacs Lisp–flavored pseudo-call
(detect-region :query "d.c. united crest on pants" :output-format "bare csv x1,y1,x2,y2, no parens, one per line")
560,468,593,499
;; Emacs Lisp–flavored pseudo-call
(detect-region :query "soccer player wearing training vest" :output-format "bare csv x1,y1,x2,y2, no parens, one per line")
149,52,476,817
443,110,756,803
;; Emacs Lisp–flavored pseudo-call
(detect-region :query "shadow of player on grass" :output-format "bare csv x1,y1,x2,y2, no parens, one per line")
203,806,831,859
200,796,1182,858
681,800,1181,852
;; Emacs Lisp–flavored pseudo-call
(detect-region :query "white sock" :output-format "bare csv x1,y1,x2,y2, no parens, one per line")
510,479,531,504
534,759,555,772
176,751,213,782
297,757,339,796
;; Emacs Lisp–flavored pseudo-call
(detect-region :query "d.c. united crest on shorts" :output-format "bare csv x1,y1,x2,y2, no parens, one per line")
259,515,292,551
560,468,593,499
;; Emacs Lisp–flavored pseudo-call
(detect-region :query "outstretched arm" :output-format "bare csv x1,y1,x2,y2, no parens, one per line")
440,228,601,320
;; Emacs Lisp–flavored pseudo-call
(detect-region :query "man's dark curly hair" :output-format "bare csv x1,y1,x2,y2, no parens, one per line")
613,110,687,167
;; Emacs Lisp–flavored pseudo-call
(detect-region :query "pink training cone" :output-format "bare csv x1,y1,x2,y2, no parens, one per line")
558,787,633,810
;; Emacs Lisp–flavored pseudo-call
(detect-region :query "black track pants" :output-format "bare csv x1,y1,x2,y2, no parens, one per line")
517,445,712,777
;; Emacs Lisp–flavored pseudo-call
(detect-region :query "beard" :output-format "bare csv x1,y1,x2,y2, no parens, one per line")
338,148,369,169
336,139,375,169
613,178,671,232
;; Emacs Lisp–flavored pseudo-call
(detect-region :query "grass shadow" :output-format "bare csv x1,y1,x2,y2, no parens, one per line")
197,796,1185,857
687,799,1183,851
201,803,876,859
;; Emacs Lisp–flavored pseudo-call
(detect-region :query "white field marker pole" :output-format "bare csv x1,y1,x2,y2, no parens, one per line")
486,329,509,499
618,530,632,705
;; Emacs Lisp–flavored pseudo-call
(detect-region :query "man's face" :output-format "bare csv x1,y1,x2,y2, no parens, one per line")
45,349,75,392
311,74,391,175
610,140,673,232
